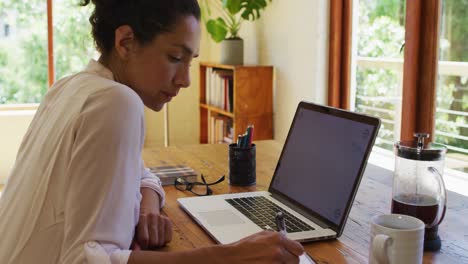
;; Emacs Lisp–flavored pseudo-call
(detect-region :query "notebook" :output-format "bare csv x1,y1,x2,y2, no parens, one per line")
178,101,380,247
149,165,197,186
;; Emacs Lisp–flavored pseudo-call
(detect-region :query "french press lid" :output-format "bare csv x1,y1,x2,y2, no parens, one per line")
394,133,447,161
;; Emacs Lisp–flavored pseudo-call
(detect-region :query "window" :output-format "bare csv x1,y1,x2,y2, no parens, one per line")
53,1,95,82
330,0,468,173
0,1,47,104
435,0,468,172
351,0,406,150
0,0,94,105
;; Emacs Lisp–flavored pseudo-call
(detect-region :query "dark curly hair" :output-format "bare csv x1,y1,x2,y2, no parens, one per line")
80,0,201,54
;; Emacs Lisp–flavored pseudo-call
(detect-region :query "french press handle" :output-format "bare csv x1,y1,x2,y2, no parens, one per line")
427,167,447,228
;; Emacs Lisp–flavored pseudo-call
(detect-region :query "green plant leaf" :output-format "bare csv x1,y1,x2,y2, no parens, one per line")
240,0,270,21
201,0,271,41
206,18,229,43
223,0,242,15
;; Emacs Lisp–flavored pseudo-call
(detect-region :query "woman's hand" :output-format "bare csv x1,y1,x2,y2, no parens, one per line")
132,188,173,250
132,212,173,250
129,230,303,264
223,230,304,263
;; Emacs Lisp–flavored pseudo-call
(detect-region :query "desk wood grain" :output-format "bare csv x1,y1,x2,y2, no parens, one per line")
142,140,468,263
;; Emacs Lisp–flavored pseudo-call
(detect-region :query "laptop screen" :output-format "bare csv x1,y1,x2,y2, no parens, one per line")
270,102,379,228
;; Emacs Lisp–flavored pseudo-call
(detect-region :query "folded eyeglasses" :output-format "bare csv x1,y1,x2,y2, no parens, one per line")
174,174,225,196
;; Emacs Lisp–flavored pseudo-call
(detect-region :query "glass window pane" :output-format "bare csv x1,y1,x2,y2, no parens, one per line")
0,1,47,104
353,0,406,151
53,0,95,81
436,0,468,173
0,1,95,105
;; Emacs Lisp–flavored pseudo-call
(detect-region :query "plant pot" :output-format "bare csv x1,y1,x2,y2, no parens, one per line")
220,38,244,65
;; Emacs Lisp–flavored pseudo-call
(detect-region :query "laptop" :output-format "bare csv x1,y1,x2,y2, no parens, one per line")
178,101,381,244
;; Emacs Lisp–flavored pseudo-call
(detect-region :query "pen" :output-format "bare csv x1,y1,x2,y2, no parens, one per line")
275,211,287,236
248,125,254,147
241,132,248,148
245,125,252,147
276,212,317,264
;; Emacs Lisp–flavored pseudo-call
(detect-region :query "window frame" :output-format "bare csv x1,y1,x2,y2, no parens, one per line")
328,0,442,143
47,0,54,87
400,0,441,142
328,0,353,110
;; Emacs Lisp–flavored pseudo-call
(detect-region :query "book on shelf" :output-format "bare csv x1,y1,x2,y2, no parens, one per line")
204,67,233,112
208,114,233,144
149,165,197,186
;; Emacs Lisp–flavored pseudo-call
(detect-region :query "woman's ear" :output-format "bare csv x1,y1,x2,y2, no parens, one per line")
114,25,136,60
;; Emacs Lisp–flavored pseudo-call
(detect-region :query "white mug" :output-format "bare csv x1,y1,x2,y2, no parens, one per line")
369,214,425,264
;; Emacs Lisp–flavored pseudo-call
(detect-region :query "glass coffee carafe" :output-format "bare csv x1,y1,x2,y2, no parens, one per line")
392,133,447,251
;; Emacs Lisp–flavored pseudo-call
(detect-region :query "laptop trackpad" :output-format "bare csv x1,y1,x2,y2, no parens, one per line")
199,210,245,226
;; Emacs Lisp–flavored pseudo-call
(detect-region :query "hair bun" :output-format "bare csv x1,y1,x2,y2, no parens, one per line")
80,0,114,7
81,0,200,54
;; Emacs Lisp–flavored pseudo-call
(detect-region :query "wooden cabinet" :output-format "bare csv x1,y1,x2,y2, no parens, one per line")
199,62,273,144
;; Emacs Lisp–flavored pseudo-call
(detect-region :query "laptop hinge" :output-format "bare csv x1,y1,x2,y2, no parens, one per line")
269,192,331,230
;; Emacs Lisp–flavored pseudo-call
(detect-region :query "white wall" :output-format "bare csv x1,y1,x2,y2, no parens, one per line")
0,110,35,182
242,0,330,141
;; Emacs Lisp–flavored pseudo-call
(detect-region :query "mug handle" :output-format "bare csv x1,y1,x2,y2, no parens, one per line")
372,234,392,264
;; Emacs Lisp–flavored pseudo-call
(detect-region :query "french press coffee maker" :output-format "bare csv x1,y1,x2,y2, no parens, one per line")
392,133,447,251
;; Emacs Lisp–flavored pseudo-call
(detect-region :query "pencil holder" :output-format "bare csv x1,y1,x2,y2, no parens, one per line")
228,143,256,186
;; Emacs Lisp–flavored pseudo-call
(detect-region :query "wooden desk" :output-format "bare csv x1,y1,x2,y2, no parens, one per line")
143,140,468,263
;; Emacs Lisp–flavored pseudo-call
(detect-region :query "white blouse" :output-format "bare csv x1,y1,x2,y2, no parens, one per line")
0,60,165,264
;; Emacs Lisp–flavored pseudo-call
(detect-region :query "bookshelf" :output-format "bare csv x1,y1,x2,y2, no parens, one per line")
199,62,273,144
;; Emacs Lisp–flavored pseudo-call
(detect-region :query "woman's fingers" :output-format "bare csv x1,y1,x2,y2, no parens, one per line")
148,214,160,248
156,214,165,248
136,214,149,249
227,231,304,264
164,217,173,244
137,213,173,249
281,234,304,257
281,247,301,264
130,238,142,251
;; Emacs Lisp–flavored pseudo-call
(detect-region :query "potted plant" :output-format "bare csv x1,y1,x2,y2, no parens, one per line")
201,0,272,65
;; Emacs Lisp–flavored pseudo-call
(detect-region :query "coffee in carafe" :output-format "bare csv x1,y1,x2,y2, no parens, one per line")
392,194,441,226
392,133,447,251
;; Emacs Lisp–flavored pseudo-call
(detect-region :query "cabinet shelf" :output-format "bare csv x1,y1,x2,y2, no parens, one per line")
199,62,273,144
200,103,234,118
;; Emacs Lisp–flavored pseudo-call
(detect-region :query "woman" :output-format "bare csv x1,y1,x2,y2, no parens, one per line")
0,1,304,263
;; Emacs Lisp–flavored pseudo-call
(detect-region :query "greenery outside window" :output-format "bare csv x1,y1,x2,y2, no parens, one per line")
0,0,94,105
435,0,468,172
352,0,406,150
349,0,468,173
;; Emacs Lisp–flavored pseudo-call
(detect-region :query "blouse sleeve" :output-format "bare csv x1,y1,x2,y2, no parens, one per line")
140,165,166,208
60,87,144,264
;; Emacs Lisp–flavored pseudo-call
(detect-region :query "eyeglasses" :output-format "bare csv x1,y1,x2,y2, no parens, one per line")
174,174,225,196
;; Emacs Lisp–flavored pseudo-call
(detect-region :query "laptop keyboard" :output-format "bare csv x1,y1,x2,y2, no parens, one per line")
225,196,315,233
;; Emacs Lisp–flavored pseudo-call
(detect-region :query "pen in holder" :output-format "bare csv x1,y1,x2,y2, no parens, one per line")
228,143,256,186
